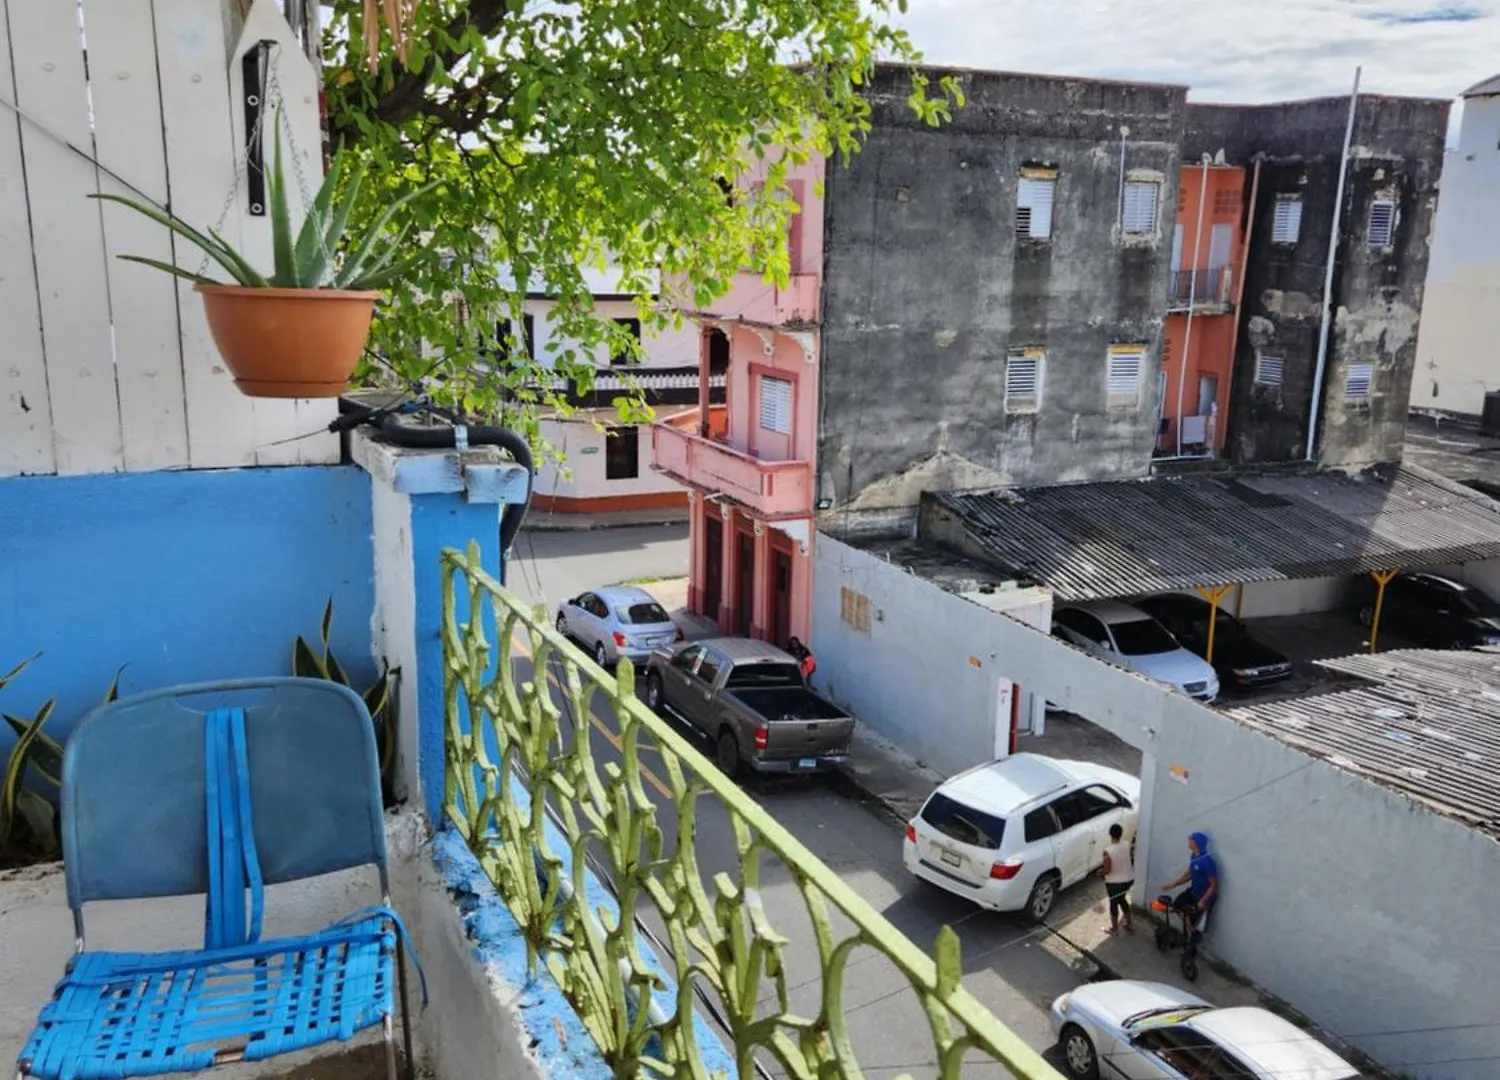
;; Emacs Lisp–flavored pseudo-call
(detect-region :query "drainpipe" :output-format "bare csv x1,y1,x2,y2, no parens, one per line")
1220,154,1264,457
1305,66,1362,462
1175,155,1213,457
1117,126,1130,228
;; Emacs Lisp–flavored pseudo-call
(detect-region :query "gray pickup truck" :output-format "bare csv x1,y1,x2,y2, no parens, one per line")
643,638,853,777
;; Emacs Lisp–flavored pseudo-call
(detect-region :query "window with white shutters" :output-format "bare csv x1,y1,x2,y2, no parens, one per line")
1255,354,1285,388
1121,181,1159,235
1271,197,1302,244
1367,199,1396,246
758,375,793,435
1016,176,1056,239
1107,347,1145,406
1005,351,1043,412
1345,363,1374,401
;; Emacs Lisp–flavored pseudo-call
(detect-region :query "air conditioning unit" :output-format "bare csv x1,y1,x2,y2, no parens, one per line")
1483,390,1500,437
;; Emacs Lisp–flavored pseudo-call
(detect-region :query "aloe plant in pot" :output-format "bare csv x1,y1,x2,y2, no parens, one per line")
92,116,434,398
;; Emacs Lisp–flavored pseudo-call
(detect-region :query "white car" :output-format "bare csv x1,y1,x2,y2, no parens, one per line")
1051,980,1360,1080
901,753,1139,921
1053,600,1220,702
556,585,681,667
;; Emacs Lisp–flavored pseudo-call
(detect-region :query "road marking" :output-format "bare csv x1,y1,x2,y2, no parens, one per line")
507,632,675,801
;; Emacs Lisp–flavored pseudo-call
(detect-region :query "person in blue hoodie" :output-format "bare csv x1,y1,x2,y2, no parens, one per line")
1162,831,1219,939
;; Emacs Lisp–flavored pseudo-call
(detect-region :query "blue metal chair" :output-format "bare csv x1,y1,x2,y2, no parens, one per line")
17,679,421,1080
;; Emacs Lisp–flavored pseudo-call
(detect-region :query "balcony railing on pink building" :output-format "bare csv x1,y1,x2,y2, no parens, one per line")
1166,267,1234,311
650,408,812,517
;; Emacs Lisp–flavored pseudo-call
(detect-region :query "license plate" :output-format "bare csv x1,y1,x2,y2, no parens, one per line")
798,757,817,769
651,635,672,645
940,848,962,868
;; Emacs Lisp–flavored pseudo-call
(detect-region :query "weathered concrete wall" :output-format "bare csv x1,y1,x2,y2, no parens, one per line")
1147,707,1500,1080
1412,94,1500,418
1188,96,1447,467
818,68,1187,537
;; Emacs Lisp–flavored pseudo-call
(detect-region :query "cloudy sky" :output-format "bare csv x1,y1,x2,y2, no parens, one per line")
892,0,1499,106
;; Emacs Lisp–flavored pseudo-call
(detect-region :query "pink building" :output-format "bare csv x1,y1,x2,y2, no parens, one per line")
650,156,824,647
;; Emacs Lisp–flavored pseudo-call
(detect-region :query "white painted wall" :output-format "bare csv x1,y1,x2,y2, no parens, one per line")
0,0,337,478
1230,576,1348,618
1413,93,1500,417
370,473,420,803
812,536,1191,773
535,417,686,503
1427,557,1500,598
1147,706,1500,1080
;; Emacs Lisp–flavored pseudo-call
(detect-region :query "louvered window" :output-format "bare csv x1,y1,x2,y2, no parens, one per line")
1255,354,1285,388
1005,351,1043,412
758,375,793,434
1368,199,1396,246
1122,181,1159,235
1346,363,1374,401
1107,347,1145,406
1272,197,1302,244
1016,176,1056,239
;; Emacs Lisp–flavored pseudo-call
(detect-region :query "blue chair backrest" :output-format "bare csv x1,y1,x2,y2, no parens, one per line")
62,678,388,912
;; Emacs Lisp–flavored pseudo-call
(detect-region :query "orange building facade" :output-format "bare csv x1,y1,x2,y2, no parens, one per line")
1158,163,1253,457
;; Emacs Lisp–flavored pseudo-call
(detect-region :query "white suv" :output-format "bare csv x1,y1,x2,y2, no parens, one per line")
902,753,1140,922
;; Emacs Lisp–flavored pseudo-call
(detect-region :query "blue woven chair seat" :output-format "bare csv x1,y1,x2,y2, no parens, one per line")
21,911,398,1080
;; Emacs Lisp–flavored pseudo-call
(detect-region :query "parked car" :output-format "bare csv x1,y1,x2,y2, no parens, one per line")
1132,593,1293,692
556,586,682,667
901,753,1139,922
643,638,853,777
1051,980,1360,1080
1345,570,1500,649
1052,601,1220,702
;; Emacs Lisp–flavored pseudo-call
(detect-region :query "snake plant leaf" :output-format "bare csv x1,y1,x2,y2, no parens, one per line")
0,654,39,694
16,789,57,856
319,599,335,650
324,647,350,688
0,702,53,846
90,194,257,286
4,717,62,788
268,113,296,286
116,255,218,286
362,665,391,721
293,636,329,680
104,665,126,705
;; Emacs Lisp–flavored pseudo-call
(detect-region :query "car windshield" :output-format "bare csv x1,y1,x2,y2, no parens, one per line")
724,662,804,689
920,792,1005,850
617,601,671,625
1111,617,1179,656
1456,589,1500,618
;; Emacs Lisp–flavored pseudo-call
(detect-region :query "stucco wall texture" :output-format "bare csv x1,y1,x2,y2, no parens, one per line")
817,68,1185,536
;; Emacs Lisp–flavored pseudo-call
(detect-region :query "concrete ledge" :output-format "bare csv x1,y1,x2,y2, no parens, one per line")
351,429,530,504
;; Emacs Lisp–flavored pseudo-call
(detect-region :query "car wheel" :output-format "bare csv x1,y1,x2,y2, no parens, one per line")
715,730,741,779
1059,1025,1100,1080
1358,604,1375,628
555,613,569,638
594,641,610,668
645,673,664,713
1025,874,1058,923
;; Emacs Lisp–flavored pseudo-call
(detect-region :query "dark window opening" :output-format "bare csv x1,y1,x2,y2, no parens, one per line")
604,425,640,480
707,328,731,374
493,314,534,361
611,318,643,366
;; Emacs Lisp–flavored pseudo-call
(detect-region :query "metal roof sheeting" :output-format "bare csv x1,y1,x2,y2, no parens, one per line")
1226,649,1500,838
927,464,1500,602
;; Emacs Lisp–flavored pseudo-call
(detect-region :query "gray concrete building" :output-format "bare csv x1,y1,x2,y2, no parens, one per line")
816,67,1189,538
1186,95,1449,469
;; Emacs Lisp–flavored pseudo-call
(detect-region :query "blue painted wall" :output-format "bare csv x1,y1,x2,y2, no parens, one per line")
0,466,375,736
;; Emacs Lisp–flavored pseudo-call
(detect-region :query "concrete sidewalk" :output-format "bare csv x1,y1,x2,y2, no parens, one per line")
833,717,1261,1009
524,507,688,532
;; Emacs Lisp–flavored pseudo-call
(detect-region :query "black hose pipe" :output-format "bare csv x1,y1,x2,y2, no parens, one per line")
377,414,534,556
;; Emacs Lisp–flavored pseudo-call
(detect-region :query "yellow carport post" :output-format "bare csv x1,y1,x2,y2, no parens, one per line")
1195,584,1234,664
1368,568,1400,653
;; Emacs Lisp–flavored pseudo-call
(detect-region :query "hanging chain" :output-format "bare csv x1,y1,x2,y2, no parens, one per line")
196,47,275,277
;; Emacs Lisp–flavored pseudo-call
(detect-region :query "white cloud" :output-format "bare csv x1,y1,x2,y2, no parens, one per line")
892,0,1499,104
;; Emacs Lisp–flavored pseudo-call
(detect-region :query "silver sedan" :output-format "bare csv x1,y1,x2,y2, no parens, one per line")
555,585,682,667
1050,980,1359,1080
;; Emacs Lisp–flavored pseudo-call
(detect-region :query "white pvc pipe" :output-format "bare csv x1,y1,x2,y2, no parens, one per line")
1175,156,1212,457
1305,66,1362,461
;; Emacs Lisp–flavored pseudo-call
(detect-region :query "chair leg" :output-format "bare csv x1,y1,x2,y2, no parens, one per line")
383,1015,398,1080
395,933,416,1080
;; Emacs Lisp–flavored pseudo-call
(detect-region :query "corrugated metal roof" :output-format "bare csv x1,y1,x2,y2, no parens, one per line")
927,464,1500,602
1225,649,1500,839
1462,73,1500,98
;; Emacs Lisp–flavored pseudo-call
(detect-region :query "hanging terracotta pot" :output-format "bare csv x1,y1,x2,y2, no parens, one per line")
195,285,378,399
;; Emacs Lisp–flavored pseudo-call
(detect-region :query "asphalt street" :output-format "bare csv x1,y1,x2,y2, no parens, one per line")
506,524,1089,1077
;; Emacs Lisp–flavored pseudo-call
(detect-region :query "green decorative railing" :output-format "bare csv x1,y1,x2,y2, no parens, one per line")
441,542,1064,1079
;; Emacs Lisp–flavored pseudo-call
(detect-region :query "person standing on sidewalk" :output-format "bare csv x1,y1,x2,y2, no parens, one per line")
1101,823,1135,935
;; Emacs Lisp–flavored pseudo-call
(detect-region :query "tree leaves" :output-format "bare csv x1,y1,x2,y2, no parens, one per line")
324,0,960,466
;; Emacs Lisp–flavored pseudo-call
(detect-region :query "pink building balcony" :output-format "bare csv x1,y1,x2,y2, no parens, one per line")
650,408,812,518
